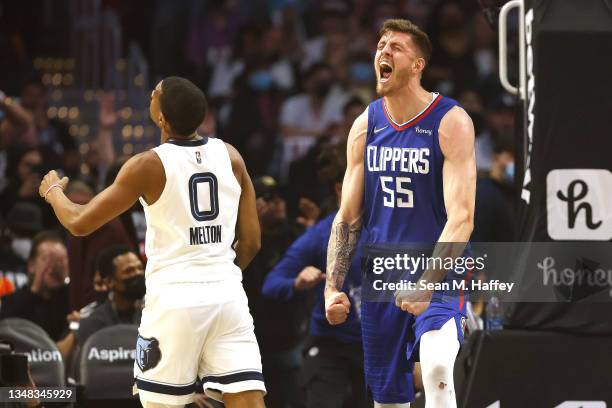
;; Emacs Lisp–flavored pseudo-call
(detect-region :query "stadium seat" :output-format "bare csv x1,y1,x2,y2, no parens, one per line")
0,318,66,387
78,324,138,403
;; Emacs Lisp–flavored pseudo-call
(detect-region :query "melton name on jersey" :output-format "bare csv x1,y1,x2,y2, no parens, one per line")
139,137,242,287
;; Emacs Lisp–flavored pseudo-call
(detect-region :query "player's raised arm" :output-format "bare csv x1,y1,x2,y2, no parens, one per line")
39,151,163,236
226,143,261,270
324,107,367,325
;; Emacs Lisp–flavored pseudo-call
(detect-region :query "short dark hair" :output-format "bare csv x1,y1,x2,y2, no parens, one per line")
379,19,432,64
96,245,134,280
159,76,208,138
29,230,64,262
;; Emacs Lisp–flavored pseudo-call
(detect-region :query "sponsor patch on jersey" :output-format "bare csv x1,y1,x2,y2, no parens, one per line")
414,126,432,136
136,334,162,372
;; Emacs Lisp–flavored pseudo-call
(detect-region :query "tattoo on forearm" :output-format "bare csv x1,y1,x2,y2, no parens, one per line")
326,218,362,293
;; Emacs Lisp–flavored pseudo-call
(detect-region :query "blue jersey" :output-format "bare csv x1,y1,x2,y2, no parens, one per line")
359,93,468,404
363,92,457,244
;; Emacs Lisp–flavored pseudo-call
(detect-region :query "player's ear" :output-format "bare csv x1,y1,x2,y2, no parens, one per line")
158,112,171,133
414,57,425,75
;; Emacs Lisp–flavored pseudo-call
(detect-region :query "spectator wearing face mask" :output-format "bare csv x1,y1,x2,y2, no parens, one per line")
472,137,516,242
76,245,144,347
0,231,71,341
0,202,43,293
79,265,111,318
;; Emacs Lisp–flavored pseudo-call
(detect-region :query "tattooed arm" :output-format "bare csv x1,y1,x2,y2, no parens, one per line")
326,219,362,292
324,108,368,325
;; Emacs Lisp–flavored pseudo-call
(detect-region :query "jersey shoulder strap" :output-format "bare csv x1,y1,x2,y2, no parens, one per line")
366,98,383,142
432,95,460,120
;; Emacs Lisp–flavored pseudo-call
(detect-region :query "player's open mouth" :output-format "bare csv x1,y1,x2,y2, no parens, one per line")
380,61,393,83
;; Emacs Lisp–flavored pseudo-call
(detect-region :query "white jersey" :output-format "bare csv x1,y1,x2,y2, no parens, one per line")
139,137,242,288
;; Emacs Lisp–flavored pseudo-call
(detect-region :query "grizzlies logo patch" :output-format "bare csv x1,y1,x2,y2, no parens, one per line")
136,334,162,372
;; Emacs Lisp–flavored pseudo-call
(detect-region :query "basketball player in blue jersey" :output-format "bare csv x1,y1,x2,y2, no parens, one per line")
38,77,266,408
324,19,476,408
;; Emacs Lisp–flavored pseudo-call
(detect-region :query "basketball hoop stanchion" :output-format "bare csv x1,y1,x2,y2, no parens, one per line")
498,0,526,101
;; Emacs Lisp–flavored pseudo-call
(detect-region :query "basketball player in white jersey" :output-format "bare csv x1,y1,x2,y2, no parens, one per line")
39,77,266,408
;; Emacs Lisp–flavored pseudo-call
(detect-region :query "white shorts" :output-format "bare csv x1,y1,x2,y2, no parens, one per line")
133,280,266,405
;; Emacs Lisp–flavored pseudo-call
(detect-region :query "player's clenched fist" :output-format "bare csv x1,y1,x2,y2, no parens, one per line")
325,290,350,325
38,170,69,202
395,287,432,316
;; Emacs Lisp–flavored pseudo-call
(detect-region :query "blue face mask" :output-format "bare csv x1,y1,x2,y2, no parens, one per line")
350,62,374,83
504,162,515,182
248,71,273,92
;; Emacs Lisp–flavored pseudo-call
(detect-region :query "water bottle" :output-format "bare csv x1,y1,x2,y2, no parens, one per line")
485,295,504,330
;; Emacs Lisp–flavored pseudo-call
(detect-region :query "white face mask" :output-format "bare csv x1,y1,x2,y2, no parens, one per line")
11,238,32,261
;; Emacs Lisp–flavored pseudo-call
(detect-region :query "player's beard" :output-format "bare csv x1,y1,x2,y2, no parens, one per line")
376,68,410,97
376,79,389,96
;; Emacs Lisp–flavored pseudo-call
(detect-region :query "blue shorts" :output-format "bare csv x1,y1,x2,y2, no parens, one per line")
361,295,466,404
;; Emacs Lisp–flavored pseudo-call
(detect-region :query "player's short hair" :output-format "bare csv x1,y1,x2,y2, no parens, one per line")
96,245,134,280
159,76,207,138
379,19,432,64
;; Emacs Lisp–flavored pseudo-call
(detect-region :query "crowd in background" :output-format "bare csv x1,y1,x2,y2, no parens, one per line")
0,0,517,407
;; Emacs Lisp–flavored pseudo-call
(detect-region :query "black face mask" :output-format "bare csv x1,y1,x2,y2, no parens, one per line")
121,275,146,300
95,290,109,303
